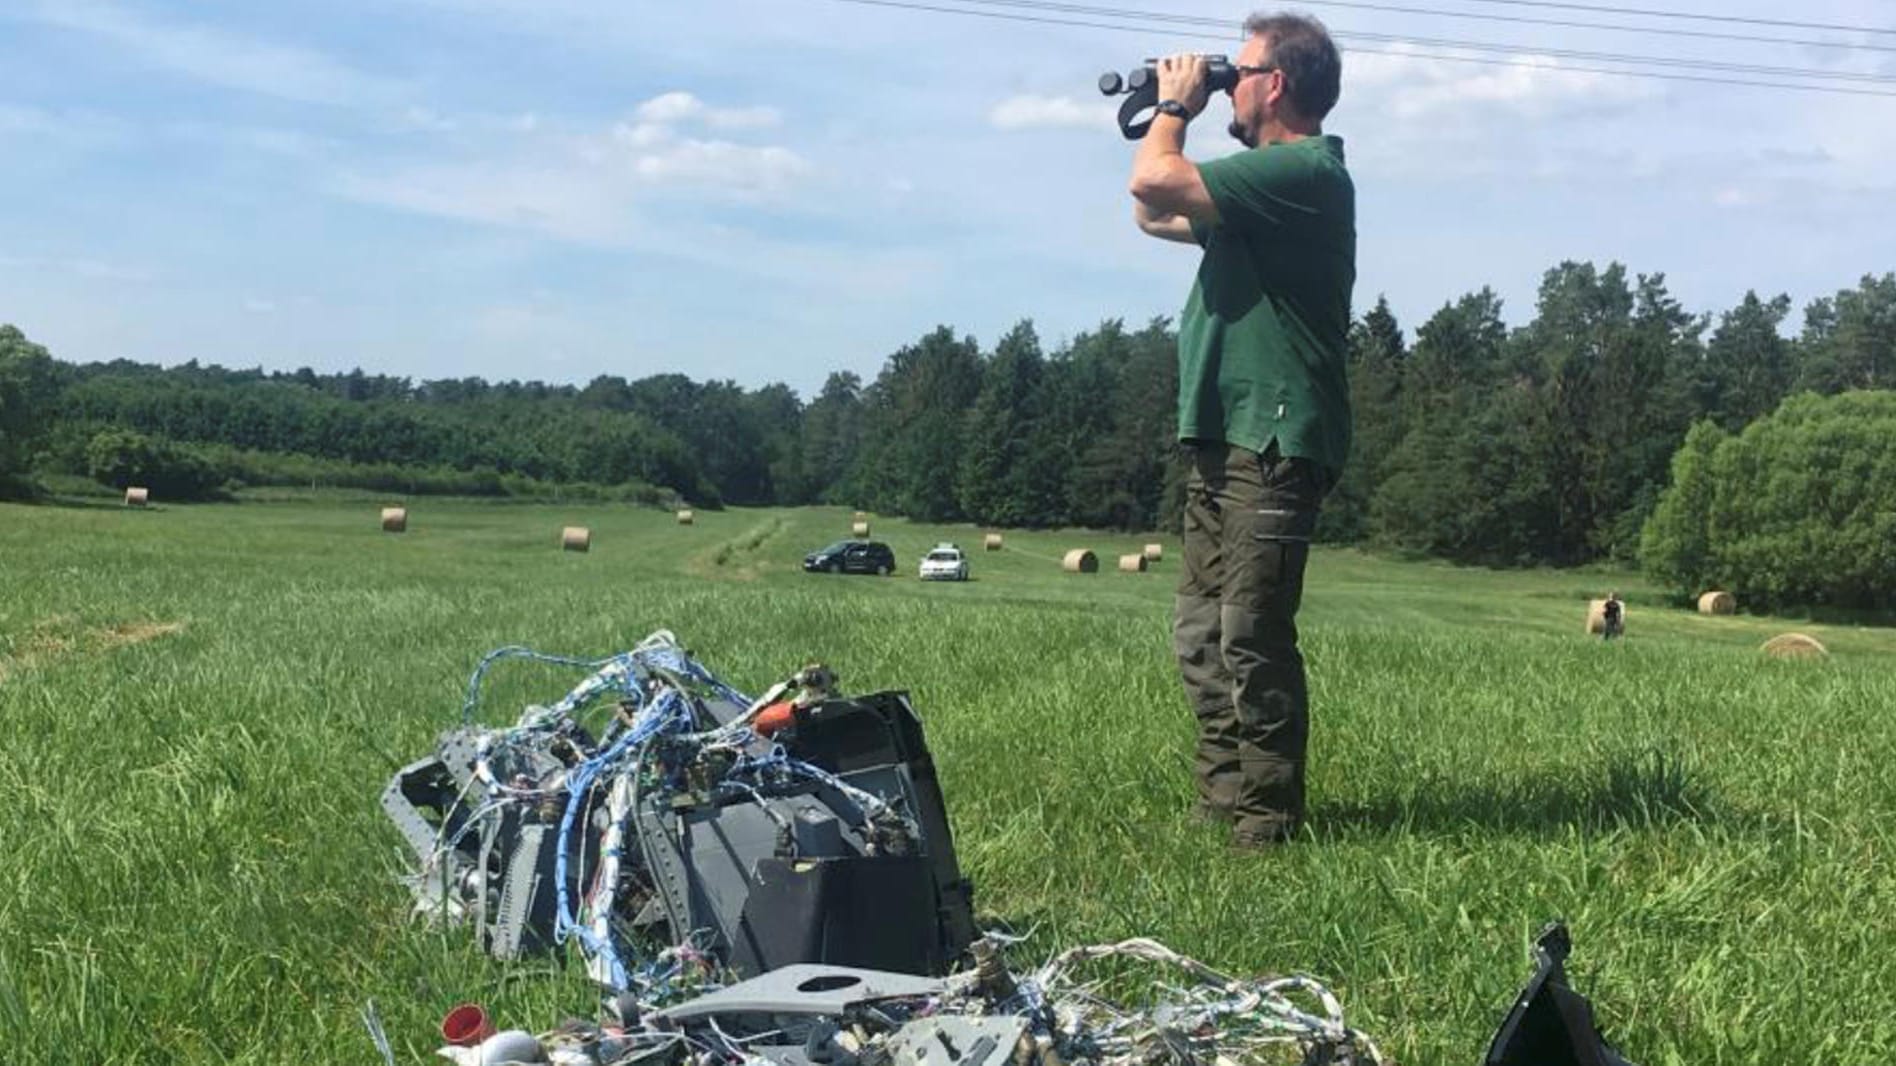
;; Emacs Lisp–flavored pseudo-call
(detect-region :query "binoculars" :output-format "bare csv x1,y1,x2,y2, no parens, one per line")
1098,54,1237,140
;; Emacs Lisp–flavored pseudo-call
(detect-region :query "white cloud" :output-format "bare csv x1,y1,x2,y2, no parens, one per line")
612,122,668,148
336,100,813,245
244,298,277,313
988,94,1108,131
632,139,810,191
335,161,631,243
401,106,458,132
0,103,57,136
1349,48,1656,120
0,102,126,148
71,258,154,283
0,255,155,282
634,91,780,130
25,0,400,105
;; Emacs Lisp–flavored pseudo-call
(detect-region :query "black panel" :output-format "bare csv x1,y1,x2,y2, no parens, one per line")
732,856,940,975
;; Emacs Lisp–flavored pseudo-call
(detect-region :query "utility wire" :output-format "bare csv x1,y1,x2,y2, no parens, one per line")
1401,0,1896,38
931,0,1896,55
1344,28,1896,84
824,0,1896,97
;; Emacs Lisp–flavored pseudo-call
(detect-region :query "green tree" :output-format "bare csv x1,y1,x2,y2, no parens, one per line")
1797,274,1896,394
84,428,227,500
1639,391,1896,610
957,320,1046,526
847,326,983,521
800,372,865,504
0,324,60,493
1637,418,1728,598
1321,296,1404,542
1371,290,1509,554
1696,291,1794,430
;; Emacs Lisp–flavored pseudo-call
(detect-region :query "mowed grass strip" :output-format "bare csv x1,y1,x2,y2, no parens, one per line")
1,498,1893,1064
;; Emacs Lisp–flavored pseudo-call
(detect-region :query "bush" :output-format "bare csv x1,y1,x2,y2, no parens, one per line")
1639,391,1896,610
186,443,684,507
0,325,59,495
84,429,229,501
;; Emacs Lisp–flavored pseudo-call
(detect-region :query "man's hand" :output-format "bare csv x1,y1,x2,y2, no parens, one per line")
1128,52,1220,229
1155,53,1211,119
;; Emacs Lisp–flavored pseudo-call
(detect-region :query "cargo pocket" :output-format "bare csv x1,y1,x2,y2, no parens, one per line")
1234,505,1317,612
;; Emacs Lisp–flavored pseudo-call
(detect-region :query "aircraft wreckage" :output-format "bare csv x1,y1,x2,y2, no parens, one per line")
378,632,1635,1066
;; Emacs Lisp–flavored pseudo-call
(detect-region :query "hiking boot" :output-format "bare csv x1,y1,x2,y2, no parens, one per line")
1230,817,1298,850
1191,801,1234,826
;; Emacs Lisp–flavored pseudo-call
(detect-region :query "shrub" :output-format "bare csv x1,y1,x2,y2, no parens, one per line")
84,429,229,501
1639,391,1896,610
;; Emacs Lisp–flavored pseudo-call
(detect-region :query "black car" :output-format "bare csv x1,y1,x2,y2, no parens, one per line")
803,540,897,575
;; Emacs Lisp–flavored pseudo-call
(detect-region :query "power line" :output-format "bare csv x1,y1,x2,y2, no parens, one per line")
1408,0,1896,38
825,0,1896,97
957,0,1896,86
936,0,1896,55
1344,29,1896,84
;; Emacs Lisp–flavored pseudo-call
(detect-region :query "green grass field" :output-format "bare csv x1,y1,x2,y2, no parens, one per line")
3,496,1894,1064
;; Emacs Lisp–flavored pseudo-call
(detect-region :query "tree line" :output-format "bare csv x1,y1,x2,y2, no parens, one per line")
3,262,1892,574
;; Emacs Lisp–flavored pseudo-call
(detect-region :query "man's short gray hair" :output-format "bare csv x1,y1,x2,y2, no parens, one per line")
1243,11,1342,119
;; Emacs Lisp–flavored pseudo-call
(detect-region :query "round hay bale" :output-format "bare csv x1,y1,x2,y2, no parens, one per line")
379,506,408,533
1697,590,1736,615
1142,542,1164,562
1761,632,1827,660
1585,599,1607,635
1118,553,1147,573
852,520,871,537
561,526,592,552
853,510,868,522
983,533,1004,551
1061,549,1098,574
123,486,149,507
676,509,694,525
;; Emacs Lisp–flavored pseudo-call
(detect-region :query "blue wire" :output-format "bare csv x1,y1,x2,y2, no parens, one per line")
460,646,616,725
457,640,758,992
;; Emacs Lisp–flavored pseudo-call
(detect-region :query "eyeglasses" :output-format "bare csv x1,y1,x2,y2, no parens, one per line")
1234,64,1278,81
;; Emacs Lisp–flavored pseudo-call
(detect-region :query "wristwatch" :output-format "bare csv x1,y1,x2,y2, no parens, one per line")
1154,99,1191,120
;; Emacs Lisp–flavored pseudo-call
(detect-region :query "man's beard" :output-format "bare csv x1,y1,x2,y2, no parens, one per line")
1228,118,1257,148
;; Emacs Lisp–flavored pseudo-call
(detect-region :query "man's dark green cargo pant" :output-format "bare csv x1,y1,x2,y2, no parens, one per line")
1174,441,1330,845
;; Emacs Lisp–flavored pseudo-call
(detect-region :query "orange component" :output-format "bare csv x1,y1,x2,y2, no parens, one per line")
754,700,798,736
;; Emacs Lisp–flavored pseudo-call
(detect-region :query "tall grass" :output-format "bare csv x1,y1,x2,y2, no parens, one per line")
1,499,1893,1063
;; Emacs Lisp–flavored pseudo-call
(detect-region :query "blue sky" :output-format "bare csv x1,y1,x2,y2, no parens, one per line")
3,0,1894,395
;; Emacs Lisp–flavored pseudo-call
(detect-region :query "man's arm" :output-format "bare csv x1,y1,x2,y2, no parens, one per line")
1127,55,1222,227
1134,198,1198,243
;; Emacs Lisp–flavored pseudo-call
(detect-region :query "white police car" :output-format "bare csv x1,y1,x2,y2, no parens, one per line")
918,543,969,581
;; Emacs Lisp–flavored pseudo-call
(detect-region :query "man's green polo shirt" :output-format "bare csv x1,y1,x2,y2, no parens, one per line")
1180,134,1355,472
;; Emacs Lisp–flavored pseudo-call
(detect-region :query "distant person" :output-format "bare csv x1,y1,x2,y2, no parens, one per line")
1602,593,1624,641
1128,12,1354,848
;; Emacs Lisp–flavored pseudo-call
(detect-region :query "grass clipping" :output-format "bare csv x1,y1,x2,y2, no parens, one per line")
0,618,187,685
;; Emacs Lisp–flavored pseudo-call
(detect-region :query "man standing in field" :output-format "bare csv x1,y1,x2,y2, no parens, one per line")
1128,12,1354,848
